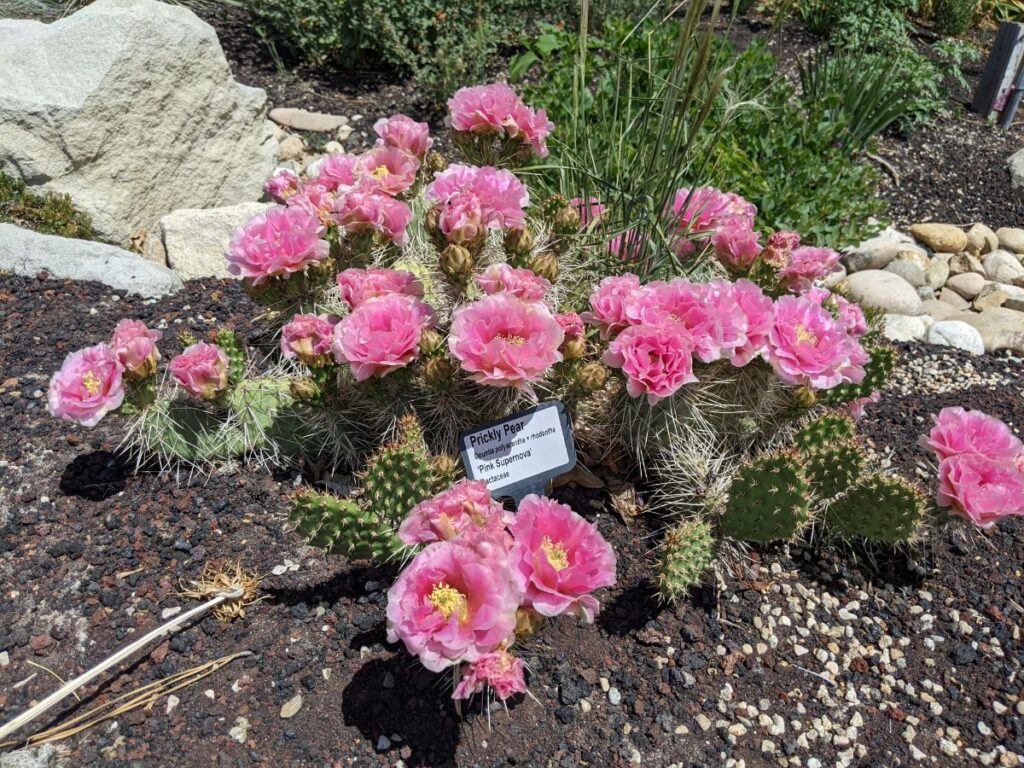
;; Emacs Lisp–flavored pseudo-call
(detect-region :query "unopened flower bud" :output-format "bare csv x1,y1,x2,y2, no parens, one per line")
560,336,586,362
289,377,320,402
431,453,460,481
424,205,441,234
440,244,475,283
423,356,455,389
419,329,445,356
426,150,447,175
553,204,581,232
528,252,559,283
578,362,608,392
792,385,817,409
504,227,533,257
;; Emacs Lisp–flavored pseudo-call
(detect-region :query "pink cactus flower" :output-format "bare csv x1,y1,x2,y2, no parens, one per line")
332,294,434,382
448,294,564,390
727,279,774,367
280,314,338,367
264,168,300,203
169,342,230,400
47,343,125,427
385,539,521,672
109,319,161,379
336,268,424,310
581,274,642,340
712,221,763,272
355,145,420,196
452,650,528,701
448,83,554,157
426,165,530,240
764,295,868,390
607,229,647,263
671,187,756,255
225,205,329,285
475,262,550,302
331,190,412,245
556,312,585,340
760,230,801,269
603,322,698,404
374,114,433,159
315,153,359,191
801,287,869,338
571,197,606,227
286,182,337,220
509,495,616,622
399,480,512,546
920,407,1024,463
937,453,1024,528
845,390,881,420
778,246,842,292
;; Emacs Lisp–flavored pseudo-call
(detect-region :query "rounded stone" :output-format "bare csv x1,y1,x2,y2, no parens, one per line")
983,250,1024,285
883,314,931,342
841,270,923,316
966,223,999,255
909,223,968,254
946,272,986,300
926,321,985,355
996,227,1024,254
885,258,927,288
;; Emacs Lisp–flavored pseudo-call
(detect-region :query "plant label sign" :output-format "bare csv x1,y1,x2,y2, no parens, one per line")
459,401,577,504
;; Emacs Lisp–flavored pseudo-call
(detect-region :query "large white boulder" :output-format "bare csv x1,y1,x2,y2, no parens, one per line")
948,308,1024,354
0,223,182,297
143,202,271,279
841,270,923,316
926,321,985,356
0,0,278,246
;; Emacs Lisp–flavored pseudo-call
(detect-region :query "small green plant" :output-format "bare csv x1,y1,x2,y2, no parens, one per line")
289,489,406,561
827,474,927,543
0,172,94,239
359,414,437,526
932,0,976,33
657,519,716,601
720,450,812,542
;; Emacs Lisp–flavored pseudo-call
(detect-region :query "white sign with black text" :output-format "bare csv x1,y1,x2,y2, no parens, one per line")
459,401,576,502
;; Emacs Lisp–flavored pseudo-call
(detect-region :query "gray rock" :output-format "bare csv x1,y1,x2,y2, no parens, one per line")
946,272,986,300
1009,147,1024,190
143,202,270,279
947,252,985,276
974,285,1009,312
926,321,985,355
966,223,999,255
916,285,936,301
279,135,306,163
0,223,182,297
924,255,950,290
821,263,846,290
883,314,931,342
885,258,927,287
996,227,1024,254
908,223,967,253
948,308,1024,353
842,228,921,272
0,745,65,768
995,283,1024,312
841,270,922,316
921,299,957,320
270,107,348,133
983,250,1024,285
0,0,278,246
939,287,971,309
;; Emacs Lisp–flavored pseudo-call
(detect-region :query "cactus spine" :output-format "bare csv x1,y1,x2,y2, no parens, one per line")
658,520,716,602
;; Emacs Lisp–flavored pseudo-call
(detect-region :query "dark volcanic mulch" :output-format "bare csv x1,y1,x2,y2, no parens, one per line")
1,272,1023,767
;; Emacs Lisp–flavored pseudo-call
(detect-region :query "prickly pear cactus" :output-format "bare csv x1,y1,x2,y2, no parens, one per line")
821,346,896,406
657,519,716,602
216,329,248,385
803,441,866,501
132,399,253,463
289,489,405,561
719,450,811,542
827,474,926,544
793,413,857,454
360,414,437,525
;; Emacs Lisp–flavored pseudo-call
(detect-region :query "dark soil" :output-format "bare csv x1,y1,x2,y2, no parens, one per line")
1,272,1023,767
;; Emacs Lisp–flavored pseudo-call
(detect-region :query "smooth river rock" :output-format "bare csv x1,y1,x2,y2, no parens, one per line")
926,321,985,355
908,223,968,254
841,270,922,316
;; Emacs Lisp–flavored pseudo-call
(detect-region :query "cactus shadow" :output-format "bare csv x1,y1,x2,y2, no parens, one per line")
342,656,460,767
598,581,664,636
265,563,396,607
791,542,929,592
58,450,130,501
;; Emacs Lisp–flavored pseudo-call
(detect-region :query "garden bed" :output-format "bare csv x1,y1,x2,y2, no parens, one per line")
1,272,1022,765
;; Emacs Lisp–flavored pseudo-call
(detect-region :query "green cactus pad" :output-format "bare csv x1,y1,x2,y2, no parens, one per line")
793,413,857,454
216,329,248,386
827,474,926,544
226,377,296,434
821,345,896,406
657,519,717,602
133,399,251,462
804,440,866,501
720,450,811,542
289,489,405,562
360,414,436,526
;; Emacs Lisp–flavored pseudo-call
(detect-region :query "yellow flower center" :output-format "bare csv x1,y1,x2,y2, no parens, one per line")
496,332,526,346
541,536,569,571
795,324,818,345
371,165,390,181
81,370,102,395
429,582,469,622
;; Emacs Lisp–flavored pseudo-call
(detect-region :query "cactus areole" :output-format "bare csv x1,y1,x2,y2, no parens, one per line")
459,400,576,504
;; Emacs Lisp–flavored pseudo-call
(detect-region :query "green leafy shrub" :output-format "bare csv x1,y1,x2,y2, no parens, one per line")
932,0,977,32
0,172,94,240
